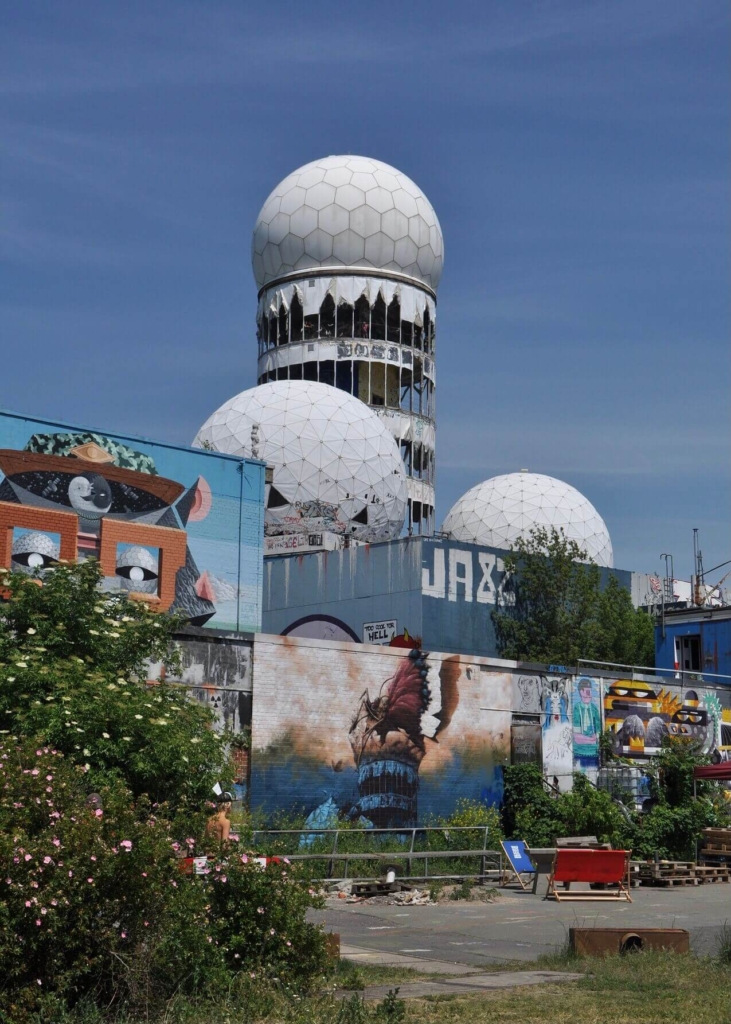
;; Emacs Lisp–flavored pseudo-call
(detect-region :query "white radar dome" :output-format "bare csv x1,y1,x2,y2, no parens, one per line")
252,155,443,292
441,472,613,567
194,381,407,542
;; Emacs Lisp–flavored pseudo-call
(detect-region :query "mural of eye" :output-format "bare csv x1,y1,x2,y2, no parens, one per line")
11,531,60,574
115,545,159,594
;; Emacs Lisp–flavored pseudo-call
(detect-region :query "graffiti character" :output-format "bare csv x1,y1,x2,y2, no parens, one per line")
348,650,459,827
572,677,601,765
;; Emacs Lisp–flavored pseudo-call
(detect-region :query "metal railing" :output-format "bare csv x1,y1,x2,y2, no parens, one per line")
249,826,503,882
577,658,731,687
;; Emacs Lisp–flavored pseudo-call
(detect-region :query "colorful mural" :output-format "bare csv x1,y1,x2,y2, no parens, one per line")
0,412,265,632
572,675,602,779
250,635,511,826
540,676,573,791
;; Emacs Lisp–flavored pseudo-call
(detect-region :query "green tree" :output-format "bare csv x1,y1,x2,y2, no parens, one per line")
0,559,229,808
492,527,655,667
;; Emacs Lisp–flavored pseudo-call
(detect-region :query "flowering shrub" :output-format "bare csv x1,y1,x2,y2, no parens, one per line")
0,737,328,1019
0,560,230,810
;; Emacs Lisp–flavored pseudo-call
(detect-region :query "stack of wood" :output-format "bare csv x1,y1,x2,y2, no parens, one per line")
635,857,730,887
699,827,731,864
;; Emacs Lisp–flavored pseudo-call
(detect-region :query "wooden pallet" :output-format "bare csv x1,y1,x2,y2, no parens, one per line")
649,876,698,887
695,874,730,884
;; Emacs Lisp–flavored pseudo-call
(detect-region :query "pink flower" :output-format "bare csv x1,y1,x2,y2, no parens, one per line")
36,750,42,757
240,854,249,864
46,775,53,781
51,900,57,906
35,919,41,926
171,880,177,887
141,872,147,877
220,875,227,883
120,840,132,851
286,940,292,947
87,878,94,884
269,928,275,935
90,856,96,862
121,931,127,939
257,907,264,914
24,854,31,862
52,839,61,847
31,769,39,776
25,900,31,908
144,921,149,927
185,838,195,847
43,857,52,865
41,908,47,915
95,809,103,817
171,842,180,852
68,871,73,877
283,857,291,865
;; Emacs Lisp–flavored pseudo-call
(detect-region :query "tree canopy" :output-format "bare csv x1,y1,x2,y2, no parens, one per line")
491,527,655,667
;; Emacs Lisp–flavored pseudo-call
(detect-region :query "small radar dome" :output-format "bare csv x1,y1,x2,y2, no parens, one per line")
441,472,613,567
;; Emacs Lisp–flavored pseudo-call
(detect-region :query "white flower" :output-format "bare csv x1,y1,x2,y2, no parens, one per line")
102,733,110,739
190,738,201,744
7,678,15,683
108,632,120,638
88,630,99,635
26,628,36,635
15,662,27,669
134,715,143,720
83,749,90,756
122,737,131,742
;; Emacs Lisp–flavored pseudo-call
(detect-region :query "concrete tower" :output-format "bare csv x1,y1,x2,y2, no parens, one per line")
252,155,443,535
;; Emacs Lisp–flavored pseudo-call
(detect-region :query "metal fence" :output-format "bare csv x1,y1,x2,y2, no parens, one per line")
248,825,504,882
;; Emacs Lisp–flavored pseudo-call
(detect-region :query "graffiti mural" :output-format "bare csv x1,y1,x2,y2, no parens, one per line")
250,635,511,825
541,676,573,791
604,680,714,760
572,676,602,779
0,412,264,631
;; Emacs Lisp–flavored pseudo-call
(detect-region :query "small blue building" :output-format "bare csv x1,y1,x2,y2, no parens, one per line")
655,605,731,682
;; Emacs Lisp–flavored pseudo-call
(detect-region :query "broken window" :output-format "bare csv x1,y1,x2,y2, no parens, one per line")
278,304,288,346
289,363,302,380
370,362,386,406
320,294,335,338
337,301,354,338
401,320,413,348
354,295,370,339
386,364,399,408
336,360,353,392
290,294,303,343
400,366,413,412
387,297,401,343
413,320,423,350
276,366,288,380
400,439,412,475
269,313,278,347
303,361,318,381
304,312,318,341
371,294,386,341
354,360,369,403
318,360,335,386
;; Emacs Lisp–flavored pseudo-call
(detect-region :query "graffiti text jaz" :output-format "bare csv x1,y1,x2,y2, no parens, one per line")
422,546,508,604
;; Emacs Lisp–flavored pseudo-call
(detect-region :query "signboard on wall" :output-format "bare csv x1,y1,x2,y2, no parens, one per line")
363,619,397,645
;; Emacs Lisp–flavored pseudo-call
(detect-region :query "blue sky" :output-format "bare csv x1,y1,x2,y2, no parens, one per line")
2,1,728,579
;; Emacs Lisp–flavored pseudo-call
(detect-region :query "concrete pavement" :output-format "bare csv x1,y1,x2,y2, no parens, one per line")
313,883,730,967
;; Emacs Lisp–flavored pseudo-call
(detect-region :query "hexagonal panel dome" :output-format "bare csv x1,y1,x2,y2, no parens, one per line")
252,156,443,292
441,473,613,567
193,381,407,543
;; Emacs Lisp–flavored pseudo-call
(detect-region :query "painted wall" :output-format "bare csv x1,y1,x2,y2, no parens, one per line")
0,410,265,632
263,536,638,660
250,634,512,825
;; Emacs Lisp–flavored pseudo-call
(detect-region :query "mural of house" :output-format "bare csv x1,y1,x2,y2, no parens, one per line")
0,410,266,633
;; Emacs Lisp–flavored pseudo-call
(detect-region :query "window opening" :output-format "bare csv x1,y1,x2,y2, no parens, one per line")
400,367,413,412
370,362,386,406
335,360,353,393
387,297,401,343
401,320,413,348
278,303,288,346
320,295,335,338
290,294,303,342
337,301,354,338
413,320,423,350
386,364,400,408
303,361,318,381
304,312,318,340
400,439,412,476
354,360,370,403
276,366,288,380
354,296,370,339
371,294,386,341
289,363,302,380
318,360,335,387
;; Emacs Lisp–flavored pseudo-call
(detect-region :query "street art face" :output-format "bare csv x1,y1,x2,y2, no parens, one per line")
281,615,360,643
603,681,714,759
540,677,572,791
571,676,602,779
0,419,263,632
250,638,511,826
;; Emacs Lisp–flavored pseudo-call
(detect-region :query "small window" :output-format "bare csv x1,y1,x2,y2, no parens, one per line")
289,363,302,380
400,439,412,475
269,313,278,347
386,364,400,408
400,366,412,412
304,313,318,340
678,635,701,672
303,361,318,381
354,360,369,403
335,360,353,393
401,320,413,347
276,366,288,380
370,362,386,406
413,320,423,350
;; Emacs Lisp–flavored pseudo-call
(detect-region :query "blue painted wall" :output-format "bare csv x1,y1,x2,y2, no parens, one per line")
656,614,731,682
263,536,634,658
0,409,265,632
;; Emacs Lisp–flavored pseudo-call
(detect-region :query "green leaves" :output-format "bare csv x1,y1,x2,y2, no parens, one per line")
492,527,655,667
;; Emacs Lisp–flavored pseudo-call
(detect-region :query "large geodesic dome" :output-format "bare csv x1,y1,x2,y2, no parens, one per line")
252,155,443,292
193,381,407,542
441,472,614,567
